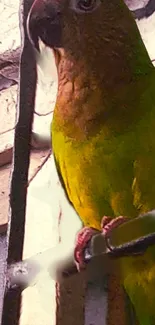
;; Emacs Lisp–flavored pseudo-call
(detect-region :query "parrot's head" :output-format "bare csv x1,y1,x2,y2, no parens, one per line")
27,0,152,137
27,0,125,54
27,0,151,91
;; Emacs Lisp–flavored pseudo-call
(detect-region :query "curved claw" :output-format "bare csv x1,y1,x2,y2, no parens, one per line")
101,216,128,251
74,227,99,271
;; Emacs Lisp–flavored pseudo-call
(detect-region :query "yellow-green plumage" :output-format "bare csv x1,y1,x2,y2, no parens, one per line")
51,0,155,323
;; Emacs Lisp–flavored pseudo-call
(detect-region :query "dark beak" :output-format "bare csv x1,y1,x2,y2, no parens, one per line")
27,0,63,51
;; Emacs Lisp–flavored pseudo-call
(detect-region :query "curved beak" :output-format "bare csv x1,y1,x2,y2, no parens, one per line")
27,0,63,51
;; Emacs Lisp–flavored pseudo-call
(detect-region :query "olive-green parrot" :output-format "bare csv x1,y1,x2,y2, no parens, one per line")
27,0,155,323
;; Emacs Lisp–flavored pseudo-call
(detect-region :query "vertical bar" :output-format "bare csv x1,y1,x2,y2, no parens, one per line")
1,0,37,323
85,277,108,325
85,250,109,325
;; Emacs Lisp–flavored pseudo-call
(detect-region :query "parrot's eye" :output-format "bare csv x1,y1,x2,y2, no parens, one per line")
77,0,96,11
71,0,99,12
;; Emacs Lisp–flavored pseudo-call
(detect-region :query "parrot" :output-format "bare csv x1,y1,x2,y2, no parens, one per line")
27,0,155,324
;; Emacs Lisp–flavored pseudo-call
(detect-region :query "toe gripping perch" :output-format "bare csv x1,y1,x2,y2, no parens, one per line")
65,209,155,277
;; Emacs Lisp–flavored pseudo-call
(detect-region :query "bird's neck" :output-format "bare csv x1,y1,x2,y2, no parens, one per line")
54,73,153,140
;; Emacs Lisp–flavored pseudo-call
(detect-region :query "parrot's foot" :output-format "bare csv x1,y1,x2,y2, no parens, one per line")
74,227,97,271
101,215,127,236
74,216,127,271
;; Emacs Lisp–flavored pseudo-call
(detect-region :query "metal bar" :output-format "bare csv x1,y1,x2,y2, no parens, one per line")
7,0,36,266
0,0,37,324
85,276,108,325
85,246,109,325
